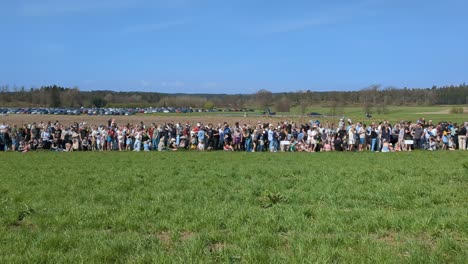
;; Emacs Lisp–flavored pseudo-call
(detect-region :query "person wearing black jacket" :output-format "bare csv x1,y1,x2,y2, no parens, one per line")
212,125,220,150
0,128,6,151
206,124,214,150
333,136,343,151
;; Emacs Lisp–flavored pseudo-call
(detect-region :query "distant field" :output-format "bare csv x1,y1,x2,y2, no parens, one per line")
1,152,467,263
287,105,468,124
1,105,466,126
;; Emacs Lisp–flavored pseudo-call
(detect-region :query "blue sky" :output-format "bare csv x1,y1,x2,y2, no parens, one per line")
1,0,467,93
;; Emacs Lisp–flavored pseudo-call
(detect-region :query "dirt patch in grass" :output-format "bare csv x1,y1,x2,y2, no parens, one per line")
417,109,450,115
414,233,436,250
375,232,437,250
155,230,196,245
9,220,38,231
417,107,468,115
180,231,195,241
207,242,226,253
155,231,172,246
375,232,398,246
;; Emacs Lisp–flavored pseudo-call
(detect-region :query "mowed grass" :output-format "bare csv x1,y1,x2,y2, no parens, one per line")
287,105,468,124
0,152,467,263
142,105,467,124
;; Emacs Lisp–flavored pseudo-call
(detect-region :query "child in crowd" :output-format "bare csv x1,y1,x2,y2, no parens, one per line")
223,142,233,151
143,140,150,151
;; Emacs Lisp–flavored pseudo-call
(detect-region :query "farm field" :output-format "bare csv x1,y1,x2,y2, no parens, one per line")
0,151,467,263
0,105,467,127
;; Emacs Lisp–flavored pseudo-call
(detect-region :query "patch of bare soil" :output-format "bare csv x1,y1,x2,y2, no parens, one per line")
375,232,437,250
9,220,38,231
417,109,450,115
0,114,303,127
155,231,172,246
207,242,226,253
154,230,197,246
180,231,195,241
376,232,398,246
417,107,467,115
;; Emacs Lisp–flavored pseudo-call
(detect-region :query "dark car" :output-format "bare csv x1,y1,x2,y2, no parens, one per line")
307,112,323,117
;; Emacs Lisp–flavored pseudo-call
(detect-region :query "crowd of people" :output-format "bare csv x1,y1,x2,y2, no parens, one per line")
0,118,467,153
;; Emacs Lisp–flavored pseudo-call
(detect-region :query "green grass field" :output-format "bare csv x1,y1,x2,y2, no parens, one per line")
1,152,467,263
286,105,468,124
143,105,467,125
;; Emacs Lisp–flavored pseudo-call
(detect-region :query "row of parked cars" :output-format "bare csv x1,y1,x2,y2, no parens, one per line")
1,108,83,115
0,107,256,116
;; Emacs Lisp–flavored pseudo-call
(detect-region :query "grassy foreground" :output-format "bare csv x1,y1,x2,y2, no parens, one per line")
0,152,467,263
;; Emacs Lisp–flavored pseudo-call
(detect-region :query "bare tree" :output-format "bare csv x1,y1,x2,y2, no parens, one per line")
360,85,380,115
299,97,309,114
275,96,291,112
255,89,273,109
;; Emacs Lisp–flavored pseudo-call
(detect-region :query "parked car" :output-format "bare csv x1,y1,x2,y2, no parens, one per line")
307,112,323,117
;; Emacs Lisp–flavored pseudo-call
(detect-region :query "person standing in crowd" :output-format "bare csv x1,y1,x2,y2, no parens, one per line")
243,125,252,152
256,126,265,152
268,124,275,152
197,126,206,151
0,126,6,151
206,123,214,150
309,126,318,152
348,126,356,151
211,124,219,150
358,124,366,151
232,123,242,151
380,123,390,149
412,123,423,149
403,123,413,151
133,128,142,151
150,123,157,151
369,124,378,152
117,127,124,151
458,122,467,150
9,124,18,151
396,123,405,151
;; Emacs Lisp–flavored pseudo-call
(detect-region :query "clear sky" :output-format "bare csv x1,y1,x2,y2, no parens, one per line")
1,0,467,94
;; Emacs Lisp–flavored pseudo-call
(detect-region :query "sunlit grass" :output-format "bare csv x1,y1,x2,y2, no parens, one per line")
0,151,467,262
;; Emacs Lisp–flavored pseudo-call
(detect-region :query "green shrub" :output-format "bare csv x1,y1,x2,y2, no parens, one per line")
449,107,464,114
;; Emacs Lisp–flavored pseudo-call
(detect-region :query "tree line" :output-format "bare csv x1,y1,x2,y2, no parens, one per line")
0,84,467,113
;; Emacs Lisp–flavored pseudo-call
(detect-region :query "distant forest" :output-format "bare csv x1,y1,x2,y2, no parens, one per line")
0,84,467,113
